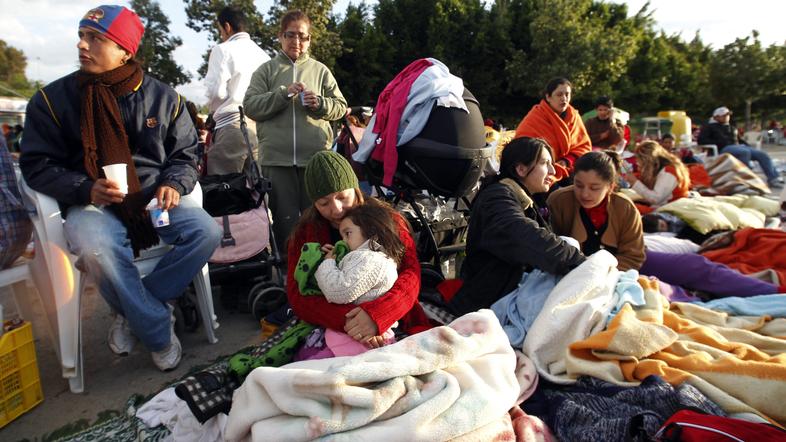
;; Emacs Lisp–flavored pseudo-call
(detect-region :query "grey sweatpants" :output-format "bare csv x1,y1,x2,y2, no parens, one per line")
261,165,312,255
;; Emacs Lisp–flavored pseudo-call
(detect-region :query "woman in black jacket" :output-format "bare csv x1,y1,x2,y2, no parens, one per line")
448,137,586,315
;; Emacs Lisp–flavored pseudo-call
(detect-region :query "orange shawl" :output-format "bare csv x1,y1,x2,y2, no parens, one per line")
515,100,592,180
664,165,690,202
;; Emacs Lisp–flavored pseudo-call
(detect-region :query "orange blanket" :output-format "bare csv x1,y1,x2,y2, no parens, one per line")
515,100,591,180
702,227,786,284
687,163,711,189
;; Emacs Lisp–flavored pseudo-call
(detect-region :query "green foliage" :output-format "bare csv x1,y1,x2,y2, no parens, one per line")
506,0,639,102
132,0,192,87
709,31,786,126
175,0,786,125
0,39,36,97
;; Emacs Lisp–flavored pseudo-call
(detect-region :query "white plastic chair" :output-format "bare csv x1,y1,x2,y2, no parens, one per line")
19,179,218,393
695,144,719,157
741,131,763,149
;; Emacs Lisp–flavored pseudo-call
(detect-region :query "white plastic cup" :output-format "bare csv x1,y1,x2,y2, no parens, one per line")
102,163,128,195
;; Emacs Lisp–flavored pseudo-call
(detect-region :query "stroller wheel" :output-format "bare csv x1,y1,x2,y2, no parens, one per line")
251,286,287,322
247,280,276,312
420,263,445,291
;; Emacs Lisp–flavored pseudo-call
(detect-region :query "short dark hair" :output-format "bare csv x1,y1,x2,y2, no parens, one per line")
661,133,675,140
543,77,572,98
217,6,247,33
575,150,621,184
280,10,311,33
595,96,613,108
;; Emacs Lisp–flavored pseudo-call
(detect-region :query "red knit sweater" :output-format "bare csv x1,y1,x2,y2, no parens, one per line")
286,212,433,335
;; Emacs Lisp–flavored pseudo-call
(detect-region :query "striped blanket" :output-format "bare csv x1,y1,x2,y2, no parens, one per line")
567,277,786,425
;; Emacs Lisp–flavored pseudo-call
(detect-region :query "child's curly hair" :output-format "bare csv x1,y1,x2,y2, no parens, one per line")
342,204,406,265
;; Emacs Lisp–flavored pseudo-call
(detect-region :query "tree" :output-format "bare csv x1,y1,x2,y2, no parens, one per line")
0,40,34,97
506,0,640,104
710,32,786,129
331,2,387,106
131,0,191,87
184,0,270,77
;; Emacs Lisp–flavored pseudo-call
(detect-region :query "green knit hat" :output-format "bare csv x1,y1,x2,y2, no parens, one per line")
304,150,359,202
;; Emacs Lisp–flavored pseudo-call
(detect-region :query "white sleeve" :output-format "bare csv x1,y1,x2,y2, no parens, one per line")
632,170,678,207
204,46,228,110
314,252,386,304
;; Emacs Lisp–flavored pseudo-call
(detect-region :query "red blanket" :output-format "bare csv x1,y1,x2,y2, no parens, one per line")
515,100,591,180
702,227,786,285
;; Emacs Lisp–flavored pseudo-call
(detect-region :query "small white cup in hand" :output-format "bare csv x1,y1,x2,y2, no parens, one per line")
102,163,128,195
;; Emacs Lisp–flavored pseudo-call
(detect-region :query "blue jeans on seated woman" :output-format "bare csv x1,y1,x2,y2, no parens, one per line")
64,198,221,351
720,144,779,182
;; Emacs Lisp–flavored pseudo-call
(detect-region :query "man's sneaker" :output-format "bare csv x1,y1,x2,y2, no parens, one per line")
108,315,137,356
152,305,181,371
769,178,785,189
151,333,182,371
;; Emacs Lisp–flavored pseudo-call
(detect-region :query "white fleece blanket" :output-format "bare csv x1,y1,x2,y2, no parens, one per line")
522,251,621,384
225,310,519,442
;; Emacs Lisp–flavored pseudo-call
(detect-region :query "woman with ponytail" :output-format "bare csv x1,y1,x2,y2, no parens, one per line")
448,137,585,315
624,140,690,211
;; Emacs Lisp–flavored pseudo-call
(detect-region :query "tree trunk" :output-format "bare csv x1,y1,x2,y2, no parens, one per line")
745,98,752,131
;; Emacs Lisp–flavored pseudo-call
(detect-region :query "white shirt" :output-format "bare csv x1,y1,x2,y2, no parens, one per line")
204,32,270,129
632,168,679,207
314,240,398,305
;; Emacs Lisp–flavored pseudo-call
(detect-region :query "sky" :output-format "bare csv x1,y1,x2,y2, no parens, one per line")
1,0,783,105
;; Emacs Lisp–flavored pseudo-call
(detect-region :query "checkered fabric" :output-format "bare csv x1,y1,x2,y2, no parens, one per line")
0,146,32,269
419,301,456,326
174,316,309,423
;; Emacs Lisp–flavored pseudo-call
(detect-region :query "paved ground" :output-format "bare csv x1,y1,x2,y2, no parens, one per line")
0,282,264,441
2,143,785,441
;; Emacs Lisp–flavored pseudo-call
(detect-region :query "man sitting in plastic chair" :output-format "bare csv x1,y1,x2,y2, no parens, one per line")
698,106,783,189
19,5,221,371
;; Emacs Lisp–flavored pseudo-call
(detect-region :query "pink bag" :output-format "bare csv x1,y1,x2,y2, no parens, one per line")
209,206,270,264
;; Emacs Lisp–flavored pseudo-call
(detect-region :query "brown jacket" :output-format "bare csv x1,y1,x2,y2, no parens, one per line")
547,186,645,271
585,116,624,149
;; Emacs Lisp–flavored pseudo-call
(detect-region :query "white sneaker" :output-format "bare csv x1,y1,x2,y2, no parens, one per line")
151,305,181,371
108,314,137,356
151,333,181,371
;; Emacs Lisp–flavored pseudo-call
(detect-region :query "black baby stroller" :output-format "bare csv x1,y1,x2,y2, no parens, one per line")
198,106,287,323
365,88,492,288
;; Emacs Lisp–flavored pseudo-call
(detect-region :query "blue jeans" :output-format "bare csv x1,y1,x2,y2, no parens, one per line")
720,144,779,181
64,198,221,351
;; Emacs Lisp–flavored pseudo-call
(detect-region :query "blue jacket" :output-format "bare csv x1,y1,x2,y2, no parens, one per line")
20,71,198,210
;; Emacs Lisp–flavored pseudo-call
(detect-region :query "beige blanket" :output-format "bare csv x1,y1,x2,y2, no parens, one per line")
225,310,522,441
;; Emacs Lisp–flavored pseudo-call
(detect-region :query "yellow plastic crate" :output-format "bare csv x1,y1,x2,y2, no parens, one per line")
0,321,44,428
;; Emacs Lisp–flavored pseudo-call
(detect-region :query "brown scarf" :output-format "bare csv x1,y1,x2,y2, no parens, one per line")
78,61,159,256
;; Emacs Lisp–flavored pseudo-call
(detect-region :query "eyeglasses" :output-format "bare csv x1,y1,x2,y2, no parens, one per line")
282,31,311,42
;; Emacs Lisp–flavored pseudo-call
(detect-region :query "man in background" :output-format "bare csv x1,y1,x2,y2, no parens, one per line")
698,106,782,188
585,96,624,150
204,6,269,175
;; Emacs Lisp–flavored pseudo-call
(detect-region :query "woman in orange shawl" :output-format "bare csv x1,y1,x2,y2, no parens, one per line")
515,78,592,182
